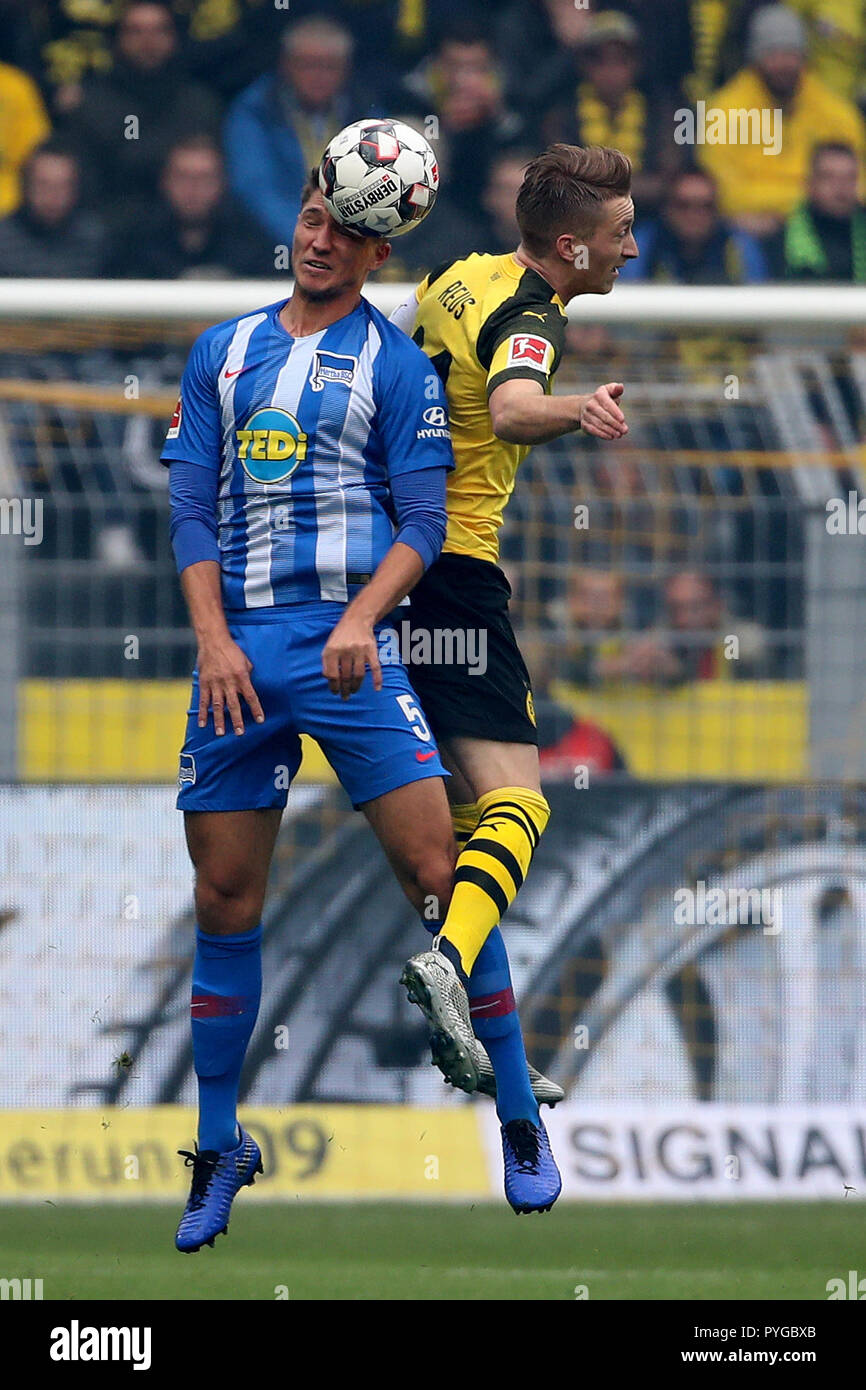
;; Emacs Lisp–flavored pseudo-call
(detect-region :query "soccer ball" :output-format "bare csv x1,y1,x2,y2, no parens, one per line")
319,119,439,238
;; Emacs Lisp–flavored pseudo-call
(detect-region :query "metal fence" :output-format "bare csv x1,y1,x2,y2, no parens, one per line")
2,296,866,1153
1,305,865,780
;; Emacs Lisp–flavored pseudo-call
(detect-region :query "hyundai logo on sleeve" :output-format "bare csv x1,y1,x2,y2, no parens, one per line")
417,406,450,439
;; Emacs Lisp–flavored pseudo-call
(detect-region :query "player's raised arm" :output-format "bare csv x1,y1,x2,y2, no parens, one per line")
489,375,628,443
479,286,628,447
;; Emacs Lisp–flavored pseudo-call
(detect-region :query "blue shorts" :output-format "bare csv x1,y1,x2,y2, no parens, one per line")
176,604,448,813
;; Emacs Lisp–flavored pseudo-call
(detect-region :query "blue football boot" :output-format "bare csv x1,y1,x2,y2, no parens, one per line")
501,1117,562,1214
175,1125,262,1252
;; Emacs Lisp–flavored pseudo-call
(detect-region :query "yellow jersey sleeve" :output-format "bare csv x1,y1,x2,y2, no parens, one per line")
478,303,566,398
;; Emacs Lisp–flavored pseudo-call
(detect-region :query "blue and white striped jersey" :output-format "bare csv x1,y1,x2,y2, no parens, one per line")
161,296,453,609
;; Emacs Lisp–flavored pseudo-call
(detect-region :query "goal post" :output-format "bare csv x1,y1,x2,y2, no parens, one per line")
0,278,865,321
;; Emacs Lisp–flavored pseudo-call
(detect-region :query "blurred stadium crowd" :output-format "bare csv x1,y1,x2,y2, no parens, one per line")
0,0,864,282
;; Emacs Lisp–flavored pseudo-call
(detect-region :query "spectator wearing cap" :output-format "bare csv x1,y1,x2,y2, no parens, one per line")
539,10,683,215
497,0,691,115
620,169,768,284
224,16,368,245
0,141,105,277
697,4,866,238
0,59,51,217
765,142,866,281
105,136,275,279
61,2,220,219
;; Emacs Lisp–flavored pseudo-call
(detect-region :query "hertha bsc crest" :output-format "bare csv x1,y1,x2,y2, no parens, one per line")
310,351,357,392
178,753,196,787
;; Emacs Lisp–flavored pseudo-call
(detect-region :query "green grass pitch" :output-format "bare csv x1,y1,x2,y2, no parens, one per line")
1,1201,863,1300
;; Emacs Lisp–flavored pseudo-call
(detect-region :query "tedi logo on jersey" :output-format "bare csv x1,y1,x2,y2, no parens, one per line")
310,350,357,392
236,407,308,484
417,405,449,440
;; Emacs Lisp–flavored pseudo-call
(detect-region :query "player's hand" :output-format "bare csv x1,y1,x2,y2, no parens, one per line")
196,635,264,736
578,383,628,440
323,613,382,699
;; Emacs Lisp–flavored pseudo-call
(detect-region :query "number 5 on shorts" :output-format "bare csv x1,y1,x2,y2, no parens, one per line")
396,692,432,742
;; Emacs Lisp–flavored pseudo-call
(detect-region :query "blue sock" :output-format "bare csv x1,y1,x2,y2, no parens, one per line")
423,918,537,1125
191,923,262,1153
469,929,539,1125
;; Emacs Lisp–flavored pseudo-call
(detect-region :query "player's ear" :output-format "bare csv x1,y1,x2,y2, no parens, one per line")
369,238,392,271
556,232,586,266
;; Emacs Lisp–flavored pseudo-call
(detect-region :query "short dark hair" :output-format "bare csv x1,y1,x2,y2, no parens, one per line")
810,141,858,171
301,166,319,206
516,144,632,256
666,167,717,202
439,13,490,49
163,134,223,168
20,138,79,187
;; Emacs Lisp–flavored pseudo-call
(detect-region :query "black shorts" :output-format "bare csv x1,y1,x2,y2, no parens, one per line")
405,552,538,745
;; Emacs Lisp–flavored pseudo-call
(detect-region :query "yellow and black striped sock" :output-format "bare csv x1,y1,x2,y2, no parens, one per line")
440,787,550,977
450,801,482,849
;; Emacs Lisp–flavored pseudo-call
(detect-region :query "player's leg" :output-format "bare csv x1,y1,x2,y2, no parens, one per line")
173,621,300,1251
185,807,281,1149
360,777,456,920
362,777,482,1093
401,560,552,1106
300,610,483,1093
402,554,551,987
401,557,560,1210
434,737,549,981
434,748,560,1212
441,795,563,1112
434,755,546,1127
175,810,279,1251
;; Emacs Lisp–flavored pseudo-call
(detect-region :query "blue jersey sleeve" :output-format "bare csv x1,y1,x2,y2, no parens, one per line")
160,330,222,470
169,458,220,574
390,465,447,571
374,330,455,480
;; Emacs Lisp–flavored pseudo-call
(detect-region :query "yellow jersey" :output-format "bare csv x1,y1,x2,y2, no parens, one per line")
409,252,567,564
697,68,866,220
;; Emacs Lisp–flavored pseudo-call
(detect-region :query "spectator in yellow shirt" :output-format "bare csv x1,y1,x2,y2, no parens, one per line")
0,62,51,218
697,4,866,237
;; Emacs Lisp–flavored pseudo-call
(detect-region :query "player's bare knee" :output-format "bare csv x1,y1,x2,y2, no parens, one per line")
194,871,263,935
413,844,455,919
